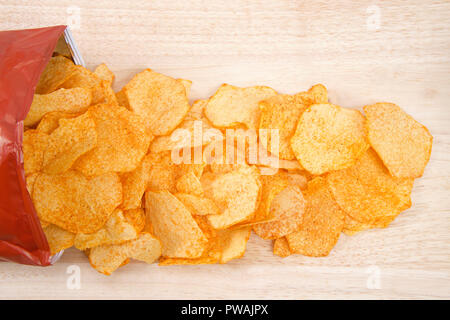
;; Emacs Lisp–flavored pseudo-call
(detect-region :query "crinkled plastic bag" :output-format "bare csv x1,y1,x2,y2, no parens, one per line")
0,26,67,266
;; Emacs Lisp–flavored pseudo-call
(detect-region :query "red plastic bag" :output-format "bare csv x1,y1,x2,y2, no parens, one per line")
0,25,66,266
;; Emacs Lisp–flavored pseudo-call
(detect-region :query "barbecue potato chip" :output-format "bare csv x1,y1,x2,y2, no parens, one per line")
60,65,104,104
120,155,152,210
342,214,396,236
43,224,75,255
364,103,433,178
74,209,138,250
147,152,178,192
74,104,153,176
42,112,97,174
35,56,76,94
145,191,208,258
176,171,203,196
291,103,369,175
273,237,291,258
175,193,220,216
218,227,251,263
89,232,161,275
123,208,146,233
150,102,216,153
327,148,414,225
259,94,308,160
25,173,38,196
253,185,306,239
127,232,162,264
177,78,192,97
250,172,290,224
258,84,328,160
202,166,261,229
159,224,251,265
23,130,49,176
25,88,92,127
286,172,308,190
32,171,122,233
296,84,328,106
36,111,83,134
286,177,345,256
122,69,190,136
94,63,115,84
100,80,119,105
185,99,207,121
115,89,130,108
205,84,277,129
176,148,207,178
159,215,221,265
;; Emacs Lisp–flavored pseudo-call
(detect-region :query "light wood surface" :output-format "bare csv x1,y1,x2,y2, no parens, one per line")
0,0,449,300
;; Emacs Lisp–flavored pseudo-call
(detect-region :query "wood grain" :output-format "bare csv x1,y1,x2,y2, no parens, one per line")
0,0,449,299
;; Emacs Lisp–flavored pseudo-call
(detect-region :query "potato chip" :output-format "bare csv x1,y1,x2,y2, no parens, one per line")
259,95,308,160
218,227,251,263
177,151,207,178
23,130,48,176
35,56,76,94
36,111,83,134
25,173,38,196
296,84,328,106
258,84,328,160
273,237,291,258
42,112,97,174
150,101,216,153
176,171,203,196
100,80,119,105
32,171,122,233
177,78,192,97
342,214,396,236
205,84,277,129
327,148,414,225
25,88,92,127
364,103,433,178
145,191,208,258
291,103,369,175
202,166,261,229
250,172,289,225
286,172,308,190
89,232,161,275
159,216,221,265
286,177,345,256
253,185,306,239
94,63,115,84
120,155,152,210
115,89,129,108
43,224,75,255
74,104,153,176
40,220,50,229
122,69,190,136
123,208,146,233
74,209,138,250
60,65,104,104
185,99,207,121
175,193,220,216
147,152,178,192
257,157,304,172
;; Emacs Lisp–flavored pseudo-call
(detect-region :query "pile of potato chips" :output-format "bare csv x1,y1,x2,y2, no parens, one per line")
23,55,432,275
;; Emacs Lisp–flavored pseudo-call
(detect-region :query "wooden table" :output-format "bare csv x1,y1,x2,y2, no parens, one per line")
0,0,449,299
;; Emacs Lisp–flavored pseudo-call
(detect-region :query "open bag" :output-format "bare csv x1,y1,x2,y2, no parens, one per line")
0,25,71,266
